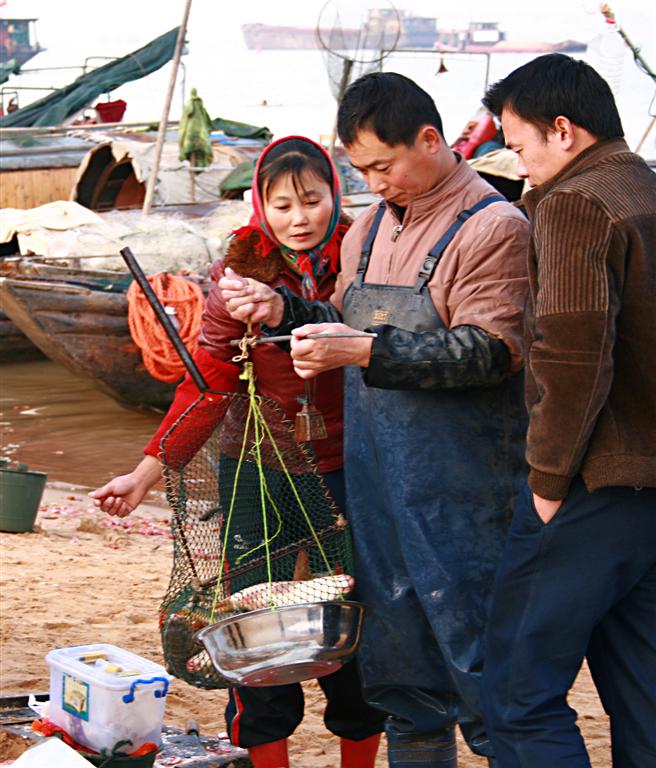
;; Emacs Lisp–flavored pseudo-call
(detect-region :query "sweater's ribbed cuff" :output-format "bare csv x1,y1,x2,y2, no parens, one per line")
528,468,573,500
260,288,296,338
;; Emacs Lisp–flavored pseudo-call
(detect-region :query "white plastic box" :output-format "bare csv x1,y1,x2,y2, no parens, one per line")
46,643,173,754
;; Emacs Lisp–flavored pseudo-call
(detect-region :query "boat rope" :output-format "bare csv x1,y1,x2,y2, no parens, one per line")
127,273,204,383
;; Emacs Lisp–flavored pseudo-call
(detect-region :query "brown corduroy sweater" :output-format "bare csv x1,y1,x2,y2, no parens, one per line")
522,138,656,499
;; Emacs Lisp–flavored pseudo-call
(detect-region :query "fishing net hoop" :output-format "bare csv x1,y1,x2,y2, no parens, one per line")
316,0,401,104
157,357,354,689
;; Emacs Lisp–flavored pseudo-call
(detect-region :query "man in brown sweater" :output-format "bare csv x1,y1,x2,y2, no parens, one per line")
480,54,656,767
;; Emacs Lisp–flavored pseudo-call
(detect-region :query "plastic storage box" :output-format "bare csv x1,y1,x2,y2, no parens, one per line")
46,643,172,754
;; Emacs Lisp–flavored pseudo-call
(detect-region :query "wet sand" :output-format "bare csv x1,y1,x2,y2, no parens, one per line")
1,361,610,765
0,483,611,766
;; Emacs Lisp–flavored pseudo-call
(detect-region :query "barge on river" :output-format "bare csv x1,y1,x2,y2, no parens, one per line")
242,13,587,54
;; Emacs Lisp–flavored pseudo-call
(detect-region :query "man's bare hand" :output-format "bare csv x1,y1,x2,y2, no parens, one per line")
532,493,563,524
218,267,284,326
290,323,374,379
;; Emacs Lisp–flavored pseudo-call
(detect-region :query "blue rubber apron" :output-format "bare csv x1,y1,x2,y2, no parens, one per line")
342,198,526,762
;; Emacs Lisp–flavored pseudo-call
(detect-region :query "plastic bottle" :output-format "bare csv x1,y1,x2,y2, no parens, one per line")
587,17,626,95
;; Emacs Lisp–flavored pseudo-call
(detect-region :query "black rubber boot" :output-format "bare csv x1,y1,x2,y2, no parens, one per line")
387,726,457,768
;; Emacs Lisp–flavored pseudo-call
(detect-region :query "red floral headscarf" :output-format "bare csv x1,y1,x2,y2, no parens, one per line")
232,135,347,299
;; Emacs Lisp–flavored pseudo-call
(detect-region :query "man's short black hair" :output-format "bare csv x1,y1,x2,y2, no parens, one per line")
337,71,444,147
482,53,623,140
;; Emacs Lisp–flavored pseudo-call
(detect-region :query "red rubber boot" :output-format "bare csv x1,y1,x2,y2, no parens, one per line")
248,738,290,768
340,733,382,768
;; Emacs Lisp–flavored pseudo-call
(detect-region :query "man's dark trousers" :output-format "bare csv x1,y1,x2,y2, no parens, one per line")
481,478,656,768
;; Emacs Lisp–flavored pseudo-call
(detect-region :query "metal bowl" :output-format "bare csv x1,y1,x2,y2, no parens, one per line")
195,600,365,686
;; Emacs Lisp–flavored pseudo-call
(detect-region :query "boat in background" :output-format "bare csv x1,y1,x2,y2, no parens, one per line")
0,18,42,71
243,9,439,50
242,12,587,54
435,21,587,54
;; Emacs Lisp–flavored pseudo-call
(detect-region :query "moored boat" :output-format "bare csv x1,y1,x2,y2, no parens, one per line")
0,265,181,411
0,308,44,362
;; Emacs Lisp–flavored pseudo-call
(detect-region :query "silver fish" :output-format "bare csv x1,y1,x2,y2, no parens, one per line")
218,573,355,613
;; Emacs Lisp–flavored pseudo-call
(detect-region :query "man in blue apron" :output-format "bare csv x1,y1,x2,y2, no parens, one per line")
220,73,529,766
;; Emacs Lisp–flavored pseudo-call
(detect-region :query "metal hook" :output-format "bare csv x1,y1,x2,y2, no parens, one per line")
231,322,258,363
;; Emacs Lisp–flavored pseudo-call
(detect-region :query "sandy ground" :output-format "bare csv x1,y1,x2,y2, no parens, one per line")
0,484,612,766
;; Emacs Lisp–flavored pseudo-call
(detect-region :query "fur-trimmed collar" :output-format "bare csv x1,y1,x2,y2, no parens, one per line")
223,229,285,282
222,212,352,283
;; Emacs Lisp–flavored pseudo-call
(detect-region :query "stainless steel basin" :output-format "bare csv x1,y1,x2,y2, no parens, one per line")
195,600,364,686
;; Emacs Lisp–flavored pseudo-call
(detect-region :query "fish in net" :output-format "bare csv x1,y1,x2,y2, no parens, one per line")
158,365,354,689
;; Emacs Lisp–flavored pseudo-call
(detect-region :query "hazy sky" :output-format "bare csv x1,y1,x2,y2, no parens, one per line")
5,0,654,148
11,0,656,57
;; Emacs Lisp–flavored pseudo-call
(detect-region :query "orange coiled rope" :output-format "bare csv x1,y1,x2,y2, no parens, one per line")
127,273,204,383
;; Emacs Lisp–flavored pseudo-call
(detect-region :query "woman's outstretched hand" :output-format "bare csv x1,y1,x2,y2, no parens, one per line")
89,455,163,518
218,267,284,327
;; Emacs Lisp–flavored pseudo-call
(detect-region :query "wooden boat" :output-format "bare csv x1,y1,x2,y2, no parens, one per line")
0,263,180,411
0,134,93,210
0,308,44,362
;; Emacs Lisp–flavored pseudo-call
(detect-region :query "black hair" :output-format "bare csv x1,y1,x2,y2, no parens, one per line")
259,138,333,200
482,53,623,140
337,71,444,147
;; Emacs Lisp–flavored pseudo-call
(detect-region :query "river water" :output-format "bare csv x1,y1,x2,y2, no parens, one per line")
1,359,162,489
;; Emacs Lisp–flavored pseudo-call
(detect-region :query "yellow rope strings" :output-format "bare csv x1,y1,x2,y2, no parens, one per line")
211,327,334,621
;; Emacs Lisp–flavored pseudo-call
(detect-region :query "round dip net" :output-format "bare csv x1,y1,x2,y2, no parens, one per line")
157,358,354,689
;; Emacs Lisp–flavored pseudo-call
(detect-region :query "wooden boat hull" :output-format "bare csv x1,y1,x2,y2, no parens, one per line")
0,309,45,362
0,275,178,411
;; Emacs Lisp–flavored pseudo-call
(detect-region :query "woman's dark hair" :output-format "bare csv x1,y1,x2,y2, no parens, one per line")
482,53,623,139
337,72,444,147
258,138,333,200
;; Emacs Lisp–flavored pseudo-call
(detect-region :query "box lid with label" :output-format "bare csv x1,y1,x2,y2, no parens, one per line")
46,644,172,691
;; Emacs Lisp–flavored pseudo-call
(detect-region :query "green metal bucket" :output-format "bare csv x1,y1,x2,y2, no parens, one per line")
0,464,47,532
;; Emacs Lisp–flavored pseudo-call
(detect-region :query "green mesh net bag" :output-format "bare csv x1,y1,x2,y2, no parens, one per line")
157,360,355,689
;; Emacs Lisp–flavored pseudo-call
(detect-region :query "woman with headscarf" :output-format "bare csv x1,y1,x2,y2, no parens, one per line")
90,136,383,768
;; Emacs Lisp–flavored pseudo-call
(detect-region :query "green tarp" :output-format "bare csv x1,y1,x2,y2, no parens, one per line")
220,159,256,195
0,59,20,87
0,27,179,127
212,117,273,142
